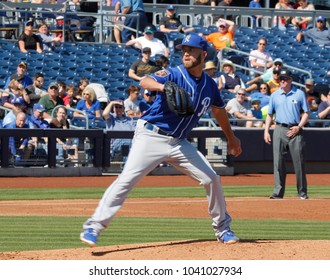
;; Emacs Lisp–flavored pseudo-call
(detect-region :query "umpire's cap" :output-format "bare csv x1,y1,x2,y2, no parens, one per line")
279,69,292,79
176,33,208,51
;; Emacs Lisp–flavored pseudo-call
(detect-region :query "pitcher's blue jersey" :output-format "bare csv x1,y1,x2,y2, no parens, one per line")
141,65,225,138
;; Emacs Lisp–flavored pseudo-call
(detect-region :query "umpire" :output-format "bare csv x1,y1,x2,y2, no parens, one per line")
264,69,310,199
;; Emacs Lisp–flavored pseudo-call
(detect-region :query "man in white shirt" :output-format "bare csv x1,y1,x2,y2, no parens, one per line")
126,25,169,58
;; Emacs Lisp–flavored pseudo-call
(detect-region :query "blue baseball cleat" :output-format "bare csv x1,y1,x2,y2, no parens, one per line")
217,230,239,244
80,228,99,247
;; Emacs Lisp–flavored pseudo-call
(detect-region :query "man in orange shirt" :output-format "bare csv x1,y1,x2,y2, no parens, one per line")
202,18,236,51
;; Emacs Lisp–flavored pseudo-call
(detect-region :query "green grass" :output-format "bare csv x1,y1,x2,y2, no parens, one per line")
1,185,329,200
0,216,329,252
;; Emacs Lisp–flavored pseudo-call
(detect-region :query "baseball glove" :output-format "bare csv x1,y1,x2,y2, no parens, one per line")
163,81,194,116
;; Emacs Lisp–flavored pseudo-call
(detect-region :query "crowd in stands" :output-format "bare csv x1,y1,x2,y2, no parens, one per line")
0,1,330,166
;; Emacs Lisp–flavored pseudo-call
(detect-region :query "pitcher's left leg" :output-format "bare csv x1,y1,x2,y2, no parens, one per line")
168,139,238,243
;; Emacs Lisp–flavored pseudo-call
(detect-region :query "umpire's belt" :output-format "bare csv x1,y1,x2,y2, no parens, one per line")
144,122,169,136
276,122,298,128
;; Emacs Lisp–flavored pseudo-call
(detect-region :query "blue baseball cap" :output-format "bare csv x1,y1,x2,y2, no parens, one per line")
12,97,24,105
317,16,325,22
176,33,208,51
166,5,175,10
33,103,46,112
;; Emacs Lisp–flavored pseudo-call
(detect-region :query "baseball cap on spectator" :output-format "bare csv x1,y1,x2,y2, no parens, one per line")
251,98,261,105
305,78,315,86
273,58,283,66
12,97,24,105
144,25,155,34
18,61,27,68
316,16,325,22
142,47,151,54
10,74,24,81
176,33,208,51
25,19,33,26
216,21,227,28
48,82,58,89
33,103,46,112
166,5,175,10
273,66,281,75
279,69,292,79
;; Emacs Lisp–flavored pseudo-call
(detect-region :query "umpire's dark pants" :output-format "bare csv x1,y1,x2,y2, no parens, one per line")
272,125,308,197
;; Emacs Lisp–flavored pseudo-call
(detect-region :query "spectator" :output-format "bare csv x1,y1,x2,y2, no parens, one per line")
296,16,330,46
102,99,136,164
2,78,30,111
36,22,61,51
29,103,49,157
126,25,169,58
66,84,79,108
112,0,124,44
226,88,255,127
128,47,156,81
139,89,155,115
249,38,273,74
57,81,70,107
203,60,220,86
119,0,148,43
124,85,141,118
25,72,49,113
159,5,194,34
274,0,293,31
248,83,271,108
246,58,283,87
76,77,89,100
18,20,43,53
266,66,281,94
4,62,33,90
218,60,245,93
249,0,263,27
2,97,34,128
202,18,236,51
77,1,98,42
210,0,234,22
291,0,315,30
39,82,64,119
250,98,264,127
49,106,78,163
4,112,31,163
317,90,330,121
74,87,102,119
303,78,318,103
153,55,169,72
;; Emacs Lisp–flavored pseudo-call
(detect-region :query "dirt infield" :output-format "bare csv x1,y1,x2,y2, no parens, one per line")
0,174,329,260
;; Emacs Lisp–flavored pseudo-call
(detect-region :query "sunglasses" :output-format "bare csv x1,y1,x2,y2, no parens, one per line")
260,87,268,90
280,77,291,81
219,25,226,28
114,105,123,109
273,72,280,75
26,23,33,26
237,93,246,96
317,20,324,23
274,63,282,66
50,86,58,90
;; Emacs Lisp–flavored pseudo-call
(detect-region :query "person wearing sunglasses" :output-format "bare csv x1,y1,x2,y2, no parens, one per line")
18,20,43,54
264,69,310,200
39,82,64,119
249,38,273,75
226,88,255,128
296,16,330,46
102,99,136,166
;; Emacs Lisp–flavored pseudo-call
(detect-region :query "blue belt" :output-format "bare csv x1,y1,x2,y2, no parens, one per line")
144,123,169,136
